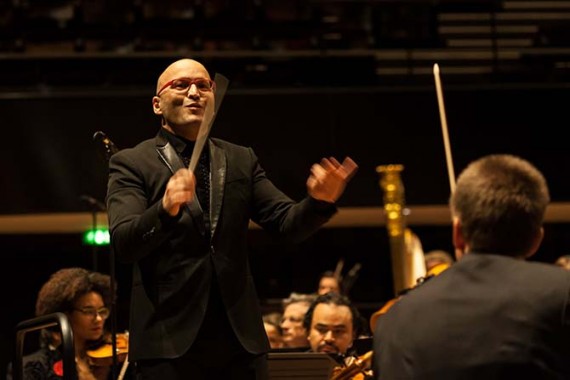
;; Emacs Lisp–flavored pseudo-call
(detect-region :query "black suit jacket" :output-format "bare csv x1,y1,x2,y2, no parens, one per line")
107,130,336,361
373,253,570,380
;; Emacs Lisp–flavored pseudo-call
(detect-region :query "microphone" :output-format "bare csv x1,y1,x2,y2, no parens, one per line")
79,194,106,211
93,131,119,162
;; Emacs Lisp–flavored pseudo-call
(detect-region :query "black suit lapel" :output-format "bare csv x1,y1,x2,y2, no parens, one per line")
210,140,226,238
156,140,206,236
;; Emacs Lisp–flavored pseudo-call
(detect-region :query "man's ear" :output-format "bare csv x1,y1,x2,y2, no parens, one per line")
452,217,466,260
524,227,544,259
152,96,162,116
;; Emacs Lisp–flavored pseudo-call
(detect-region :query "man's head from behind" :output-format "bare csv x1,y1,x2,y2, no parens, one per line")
303,292,361,356
450,154,550,259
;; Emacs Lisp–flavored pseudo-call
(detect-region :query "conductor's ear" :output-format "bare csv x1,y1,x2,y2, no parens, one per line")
152,96,162,116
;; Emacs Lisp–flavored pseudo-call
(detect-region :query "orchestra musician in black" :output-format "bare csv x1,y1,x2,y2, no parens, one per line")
373,154,570,379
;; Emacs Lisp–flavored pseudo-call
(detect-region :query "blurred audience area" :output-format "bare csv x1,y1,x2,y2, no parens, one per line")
0,0,569,89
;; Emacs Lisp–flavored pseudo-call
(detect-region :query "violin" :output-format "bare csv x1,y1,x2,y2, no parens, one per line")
369,261,451,332
86,332,129,367
330,351,373,380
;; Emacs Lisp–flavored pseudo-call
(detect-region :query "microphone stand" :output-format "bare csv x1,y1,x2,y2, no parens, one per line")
108,229,119,380
81,195,118,377
91,208,98,271
80,195,106,271
92,131,121,379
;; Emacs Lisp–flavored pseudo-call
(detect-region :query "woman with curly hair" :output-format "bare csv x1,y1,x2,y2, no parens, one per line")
8,267,114,380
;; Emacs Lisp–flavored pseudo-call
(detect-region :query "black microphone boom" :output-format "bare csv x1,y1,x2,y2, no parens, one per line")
79,194,106,211
93,131,119,162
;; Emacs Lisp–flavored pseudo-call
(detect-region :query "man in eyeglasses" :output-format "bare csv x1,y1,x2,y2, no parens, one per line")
106,58,358,380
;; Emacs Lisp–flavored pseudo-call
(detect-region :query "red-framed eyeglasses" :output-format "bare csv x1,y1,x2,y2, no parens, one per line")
157,77,216,96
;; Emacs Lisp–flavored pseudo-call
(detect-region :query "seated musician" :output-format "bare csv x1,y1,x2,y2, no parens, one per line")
373,154,570,379
263,312,284,349
303,292,373,379
280,292,317,350
317,270,342,295
7,267,115,380
423,249,454,275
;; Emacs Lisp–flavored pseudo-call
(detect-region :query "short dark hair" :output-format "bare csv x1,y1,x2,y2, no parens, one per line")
450,154,549,256
302,292,362,337
318,270,343,292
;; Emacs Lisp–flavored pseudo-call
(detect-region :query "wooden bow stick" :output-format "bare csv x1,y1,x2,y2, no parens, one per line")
433,63,456,194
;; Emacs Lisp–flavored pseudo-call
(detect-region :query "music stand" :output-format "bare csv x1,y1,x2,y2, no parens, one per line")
13,312,77,380
267,352,337,380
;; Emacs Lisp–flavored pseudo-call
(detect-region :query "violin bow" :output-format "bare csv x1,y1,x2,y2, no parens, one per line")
433,63,456,194
117,356,129,380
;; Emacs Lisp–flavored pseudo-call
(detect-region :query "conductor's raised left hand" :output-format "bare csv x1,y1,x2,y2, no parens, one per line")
307,157,358,203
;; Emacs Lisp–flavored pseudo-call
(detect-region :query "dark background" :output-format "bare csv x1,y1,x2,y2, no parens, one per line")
2,84,570,214
2,0,570,375
2,81,570,376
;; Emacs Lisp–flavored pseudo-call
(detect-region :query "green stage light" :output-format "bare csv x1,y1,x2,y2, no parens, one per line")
83,228,110,246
